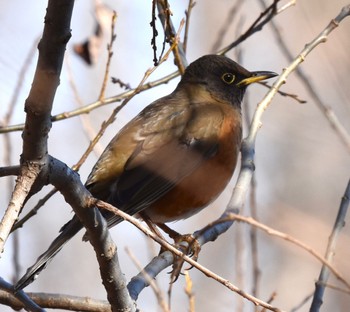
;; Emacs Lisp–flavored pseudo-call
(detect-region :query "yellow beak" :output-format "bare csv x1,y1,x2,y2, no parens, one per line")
237,71,278,87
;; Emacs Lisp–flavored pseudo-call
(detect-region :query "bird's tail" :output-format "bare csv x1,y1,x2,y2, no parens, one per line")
14,215,83,291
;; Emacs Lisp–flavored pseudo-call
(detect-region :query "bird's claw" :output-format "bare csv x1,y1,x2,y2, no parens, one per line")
169,234,201,283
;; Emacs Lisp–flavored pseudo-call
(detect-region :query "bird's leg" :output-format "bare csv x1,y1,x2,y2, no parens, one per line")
139,212,167,242
156,223,201,258
139,213,201,282
156,223,201,283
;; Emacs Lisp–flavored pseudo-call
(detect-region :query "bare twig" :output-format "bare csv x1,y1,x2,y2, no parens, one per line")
156,0,188,72
184,271,195,312
290,292,313,312
218,0,281,55
11,188,58,232
310,178,350,311
277,0,296,14
258,81,307,104
66,53,104,157
317,281,350,295
98,11,117,101
225,214,350,290
183,0,196,53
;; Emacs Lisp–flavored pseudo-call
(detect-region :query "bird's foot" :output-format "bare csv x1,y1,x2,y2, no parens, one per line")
170,233,201,283
153,223,201,282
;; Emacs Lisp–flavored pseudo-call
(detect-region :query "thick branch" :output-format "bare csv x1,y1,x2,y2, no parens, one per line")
22,0,74,161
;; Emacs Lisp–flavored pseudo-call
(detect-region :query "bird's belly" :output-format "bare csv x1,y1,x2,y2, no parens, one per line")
145,115,241,223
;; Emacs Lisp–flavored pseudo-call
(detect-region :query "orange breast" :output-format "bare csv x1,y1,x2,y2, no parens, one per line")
144,106,242,223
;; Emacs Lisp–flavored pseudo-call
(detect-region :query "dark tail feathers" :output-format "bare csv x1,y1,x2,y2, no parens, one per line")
14,216,83,291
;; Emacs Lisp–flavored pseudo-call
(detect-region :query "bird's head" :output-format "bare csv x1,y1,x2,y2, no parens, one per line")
178,54,277,105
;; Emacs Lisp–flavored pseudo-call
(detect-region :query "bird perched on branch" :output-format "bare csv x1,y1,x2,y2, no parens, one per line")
15,54,277,291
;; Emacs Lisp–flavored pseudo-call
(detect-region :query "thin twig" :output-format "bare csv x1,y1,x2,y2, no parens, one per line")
156,0,188,72
290,292,313,312
99,11,117,101
11,188,58,232
218,0,281,55
258,81,307,104
184,271,195,312
183,0,196,53
224,214,350,290
317,281,350,295
66,53,104,157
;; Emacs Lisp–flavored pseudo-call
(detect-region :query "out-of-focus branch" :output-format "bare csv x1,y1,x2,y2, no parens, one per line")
225,213,350,290
211,1,243,52
218,0,281,55
98,11,117,101
183,0,196,53
310,178,350,311
11,188,58,233
258,0,350,153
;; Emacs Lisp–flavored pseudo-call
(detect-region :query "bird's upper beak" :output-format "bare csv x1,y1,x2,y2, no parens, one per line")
237,71,278,86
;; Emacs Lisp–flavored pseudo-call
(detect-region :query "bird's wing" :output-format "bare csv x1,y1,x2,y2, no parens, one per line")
86,94,224,227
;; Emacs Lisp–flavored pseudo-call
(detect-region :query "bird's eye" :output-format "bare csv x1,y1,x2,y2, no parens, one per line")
221,73,235,84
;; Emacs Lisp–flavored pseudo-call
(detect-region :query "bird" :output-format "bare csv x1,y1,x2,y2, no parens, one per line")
14,54,277,291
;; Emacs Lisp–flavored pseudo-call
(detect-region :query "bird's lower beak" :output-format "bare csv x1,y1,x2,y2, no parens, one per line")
237,71,278,86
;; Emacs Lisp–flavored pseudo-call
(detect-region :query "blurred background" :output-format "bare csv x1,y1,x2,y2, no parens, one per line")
0,0,349,311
